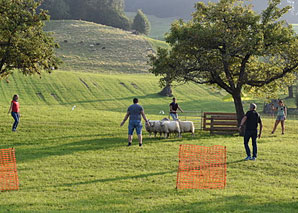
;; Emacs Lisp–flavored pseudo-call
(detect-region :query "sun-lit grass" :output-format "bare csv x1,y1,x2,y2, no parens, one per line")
0,18,297,211
44,20,155,73
0,103,297,212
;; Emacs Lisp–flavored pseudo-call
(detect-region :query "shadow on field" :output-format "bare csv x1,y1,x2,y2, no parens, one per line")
17,137,131,162
62,93,159,106
56,170,176,187
151,195,298,212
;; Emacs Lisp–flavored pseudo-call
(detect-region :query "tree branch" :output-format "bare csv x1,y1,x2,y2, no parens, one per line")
237,53,251,89
247,63,298,87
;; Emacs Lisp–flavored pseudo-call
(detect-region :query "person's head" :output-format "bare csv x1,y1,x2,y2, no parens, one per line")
133,98,138,104
172,97,176,103
278,100,284,106
250,103,257,111
12,94,19,101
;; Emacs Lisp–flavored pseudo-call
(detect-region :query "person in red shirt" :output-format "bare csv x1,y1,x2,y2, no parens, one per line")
8,94,20,131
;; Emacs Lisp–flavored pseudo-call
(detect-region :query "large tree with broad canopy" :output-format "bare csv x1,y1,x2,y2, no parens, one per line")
149,0,298,126
0,0,60,79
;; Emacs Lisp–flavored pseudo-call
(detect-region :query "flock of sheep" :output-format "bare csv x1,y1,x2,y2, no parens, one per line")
145,118,195,138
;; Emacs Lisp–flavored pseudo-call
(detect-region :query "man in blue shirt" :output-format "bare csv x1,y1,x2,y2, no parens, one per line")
239,103,263,161
120,98,149,147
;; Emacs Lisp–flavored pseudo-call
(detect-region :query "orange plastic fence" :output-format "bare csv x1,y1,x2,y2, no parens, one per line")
176,144,226,189
0,148,19,191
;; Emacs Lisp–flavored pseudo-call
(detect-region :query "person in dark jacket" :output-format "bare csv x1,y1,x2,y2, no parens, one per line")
239,103,263,161
169,97,184,120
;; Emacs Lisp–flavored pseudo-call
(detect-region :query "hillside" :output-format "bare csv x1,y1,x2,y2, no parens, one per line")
0,71,233,114
44,20,159,73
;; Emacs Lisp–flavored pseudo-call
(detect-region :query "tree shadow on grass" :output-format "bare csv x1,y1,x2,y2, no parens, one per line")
17,137,129,163
16,134,179,163
54,170,177,188
151,194,298,213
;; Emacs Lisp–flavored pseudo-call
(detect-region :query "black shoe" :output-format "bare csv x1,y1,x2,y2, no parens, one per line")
139,143,142,147
128,142,132,146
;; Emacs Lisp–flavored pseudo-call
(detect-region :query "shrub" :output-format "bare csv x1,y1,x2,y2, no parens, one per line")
132,9,151,35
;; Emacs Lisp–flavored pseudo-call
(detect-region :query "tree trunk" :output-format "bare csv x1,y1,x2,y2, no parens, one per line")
232,91,245,136
288,86,293,98
159,84,173,97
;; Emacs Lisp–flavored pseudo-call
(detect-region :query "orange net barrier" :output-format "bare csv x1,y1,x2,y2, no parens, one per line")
0,148,19,191
176,144,226,189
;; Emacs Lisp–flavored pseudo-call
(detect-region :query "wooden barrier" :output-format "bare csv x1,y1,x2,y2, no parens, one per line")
203,112,239,134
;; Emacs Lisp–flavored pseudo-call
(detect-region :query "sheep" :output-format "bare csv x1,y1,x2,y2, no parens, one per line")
178,121,195,136
145,120,163,137
160,120,181,138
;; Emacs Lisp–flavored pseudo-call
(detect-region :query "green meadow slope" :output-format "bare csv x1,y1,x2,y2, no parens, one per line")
44,20,163,73
0,71,233,114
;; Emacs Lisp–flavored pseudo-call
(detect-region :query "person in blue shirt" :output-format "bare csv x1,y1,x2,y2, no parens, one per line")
271,100,287,135
120,98,149,147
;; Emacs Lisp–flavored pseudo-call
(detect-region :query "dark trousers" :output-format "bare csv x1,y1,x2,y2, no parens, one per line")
11,112,20,131
244,129,257,158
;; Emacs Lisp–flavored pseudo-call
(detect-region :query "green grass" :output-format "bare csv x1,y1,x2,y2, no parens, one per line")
0,103,297,212
0,19,297,212
0,71,234,113
0,71,297,212
44,20,158,73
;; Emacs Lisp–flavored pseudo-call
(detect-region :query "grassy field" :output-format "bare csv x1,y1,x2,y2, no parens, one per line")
0,19,297,212
44,20,156,73
0,71,297,212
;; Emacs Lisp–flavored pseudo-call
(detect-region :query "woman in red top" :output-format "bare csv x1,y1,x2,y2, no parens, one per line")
8,94,20,131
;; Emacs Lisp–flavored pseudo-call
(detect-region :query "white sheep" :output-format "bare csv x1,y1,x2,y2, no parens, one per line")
178,121,195,136
160,120,181,138
145,120,163,137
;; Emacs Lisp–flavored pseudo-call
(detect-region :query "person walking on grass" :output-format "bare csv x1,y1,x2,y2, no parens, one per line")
239,103,263,161
271,100,287,135
8,94,20,132
169,97,184,121
120,98,149,147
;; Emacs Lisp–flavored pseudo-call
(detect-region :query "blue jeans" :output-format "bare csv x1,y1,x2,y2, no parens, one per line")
128,120,142,135
11,112,20,131
170,113,178,120
244,129,257,158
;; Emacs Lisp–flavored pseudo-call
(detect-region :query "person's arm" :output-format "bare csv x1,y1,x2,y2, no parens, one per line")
8,102,12,114
178,105,184,113
141,111,149,125
239,116,247,130
169,104,174,113
258,121,263,138
120,112,130,127
284,107,287,119
271,104,277,111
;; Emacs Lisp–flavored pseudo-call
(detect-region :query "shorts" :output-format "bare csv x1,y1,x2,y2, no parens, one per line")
128,120,142,135
276,115,285,121
170,113,178,120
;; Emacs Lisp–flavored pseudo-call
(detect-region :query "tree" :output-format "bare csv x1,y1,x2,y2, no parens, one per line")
39,0,70,20
0,0,60,79
149,0,298,127
132,9,151,35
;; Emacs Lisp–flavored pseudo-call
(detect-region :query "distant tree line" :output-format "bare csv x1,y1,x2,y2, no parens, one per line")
38,0,151,33
125,0,298,23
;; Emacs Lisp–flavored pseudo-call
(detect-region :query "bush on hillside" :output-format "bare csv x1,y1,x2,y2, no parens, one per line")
132,9,151,35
